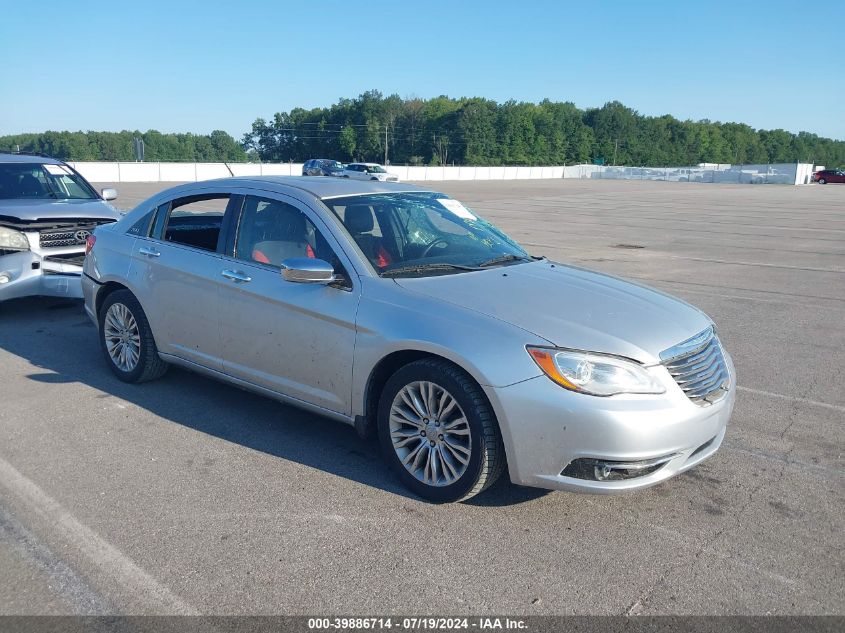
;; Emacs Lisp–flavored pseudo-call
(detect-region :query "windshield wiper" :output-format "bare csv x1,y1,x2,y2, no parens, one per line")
476,254,532,268
381,263,482,277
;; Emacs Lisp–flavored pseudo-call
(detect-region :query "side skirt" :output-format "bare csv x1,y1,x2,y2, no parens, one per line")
158,353,356,426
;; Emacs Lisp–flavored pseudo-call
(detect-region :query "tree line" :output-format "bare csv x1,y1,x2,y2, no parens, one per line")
0,130,247,162
243,92,844,167
3,92,844,167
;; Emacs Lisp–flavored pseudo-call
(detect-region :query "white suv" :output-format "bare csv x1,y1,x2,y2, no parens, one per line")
0,153,120,302
341,163,399,182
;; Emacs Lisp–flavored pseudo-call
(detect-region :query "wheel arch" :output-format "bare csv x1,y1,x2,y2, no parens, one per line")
357,348,495,439
95,280,132,318
93,281,164,352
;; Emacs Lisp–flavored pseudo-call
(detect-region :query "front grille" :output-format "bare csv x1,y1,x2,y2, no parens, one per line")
661,327,730,406
39,221,110,249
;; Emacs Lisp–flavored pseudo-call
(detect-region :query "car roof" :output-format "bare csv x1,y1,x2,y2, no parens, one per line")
0,153,64,165
161,175,428,200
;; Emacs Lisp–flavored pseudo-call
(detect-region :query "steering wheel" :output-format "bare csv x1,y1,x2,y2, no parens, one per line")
421,238,449,259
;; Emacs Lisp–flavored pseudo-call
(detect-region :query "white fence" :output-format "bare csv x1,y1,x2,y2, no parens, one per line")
567,162,816,185
67,161,305,183
69,161,815,185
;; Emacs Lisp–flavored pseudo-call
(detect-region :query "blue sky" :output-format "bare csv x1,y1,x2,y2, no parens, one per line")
1,0,841,140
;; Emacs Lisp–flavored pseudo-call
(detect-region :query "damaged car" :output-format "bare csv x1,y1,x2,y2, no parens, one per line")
83,177,735,503
0,153,121,302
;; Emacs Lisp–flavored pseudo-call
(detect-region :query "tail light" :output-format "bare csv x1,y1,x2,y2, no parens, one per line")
85,234,96,255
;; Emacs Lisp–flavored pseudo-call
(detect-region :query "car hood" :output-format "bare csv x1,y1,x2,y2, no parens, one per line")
394,260,712,365
0,199,121,223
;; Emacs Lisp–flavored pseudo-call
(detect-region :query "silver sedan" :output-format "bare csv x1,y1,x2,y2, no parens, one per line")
82,177,734,502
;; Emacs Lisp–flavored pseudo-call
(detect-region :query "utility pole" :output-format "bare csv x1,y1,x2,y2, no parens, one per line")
133,137,145,162
613,139,619,166
384,124,388,166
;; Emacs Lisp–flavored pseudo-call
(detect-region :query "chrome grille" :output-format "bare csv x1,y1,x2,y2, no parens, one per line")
38,222,105,249
661,327,730,406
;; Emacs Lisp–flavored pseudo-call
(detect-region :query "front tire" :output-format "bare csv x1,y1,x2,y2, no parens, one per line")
99,290,168,383
377,358,505,502
819,178,827,184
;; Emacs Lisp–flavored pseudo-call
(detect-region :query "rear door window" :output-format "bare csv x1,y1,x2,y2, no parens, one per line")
159,194,231,252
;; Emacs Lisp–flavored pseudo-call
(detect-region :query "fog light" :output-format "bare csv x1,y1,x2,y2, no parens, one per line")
562,454,679,481
0,272,11,284
595,464,614,481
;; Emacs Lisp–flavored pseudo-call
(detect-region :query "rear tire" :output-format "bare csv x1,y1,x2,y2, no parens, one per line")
377,358,505,503
98,290,168,383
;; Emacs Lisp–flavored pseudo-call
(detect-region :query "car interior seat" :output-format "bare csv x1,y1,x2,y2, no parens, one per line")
18,174,47,197
251,204,315,266
343,204,392,267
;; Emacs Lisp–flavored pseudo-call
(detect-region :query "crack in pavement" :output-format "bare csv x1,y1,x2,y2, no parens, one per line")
623,469,772,616
624,366,834,616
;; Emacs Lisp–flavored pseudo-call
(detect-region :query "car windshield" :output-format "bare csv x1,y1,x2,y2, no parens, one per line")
366,165,387,173
324,192,530,277
0,163,98,200
321,161,343,170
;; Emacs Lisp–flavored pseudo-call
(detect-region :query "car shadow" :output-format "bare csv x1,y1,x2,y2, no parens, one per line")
0,297,547,506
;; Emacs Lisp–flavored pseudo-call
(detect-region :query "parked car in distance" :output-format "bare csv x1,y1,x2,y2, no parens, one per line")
0,153,121,303
812,169,845,184
83,177,734,503
341,162,399,182
302,159,344,177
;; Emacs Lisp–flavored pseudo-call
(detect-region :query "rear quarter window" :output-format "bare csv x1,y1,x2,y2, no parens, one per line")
126,209,156,236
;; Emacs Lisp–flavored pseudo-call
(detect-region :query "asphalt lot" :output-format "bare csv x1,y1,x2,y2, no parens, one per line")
1,178,843,615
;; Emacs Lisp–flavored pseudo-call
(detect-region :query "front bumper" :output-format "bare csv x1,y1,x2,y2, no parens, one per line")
0,250,84,301
485,354,735,493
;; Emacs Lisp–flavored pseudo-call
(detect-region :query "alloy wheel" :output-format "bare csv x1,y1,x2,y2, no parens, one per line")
389,381,472,487
103,302,141,372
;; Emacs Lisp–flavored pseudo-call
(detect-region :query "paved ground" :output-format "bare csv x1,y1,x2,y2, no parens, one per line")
1,179,843,616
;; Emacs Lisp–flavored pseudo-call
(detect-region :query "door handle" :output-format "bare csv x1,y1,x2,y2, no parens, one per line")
221,269,252,283
138,246,160,257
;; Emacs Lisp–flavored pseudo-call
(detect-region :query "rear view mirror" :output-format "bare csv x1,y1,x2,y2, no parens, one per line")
280,257,335,284
101,188,118,201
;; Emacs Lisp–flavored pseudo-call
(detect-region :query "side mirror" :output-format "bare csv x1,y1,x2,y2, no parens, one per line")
280,257,335,284
101,188,118,201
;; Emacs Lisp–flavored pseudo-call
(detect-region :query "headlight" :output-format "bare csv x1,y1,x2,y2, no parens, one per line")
0,227,30,251
527,346,665,396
